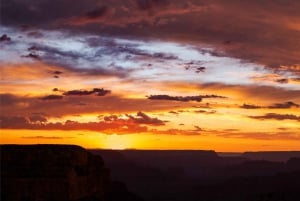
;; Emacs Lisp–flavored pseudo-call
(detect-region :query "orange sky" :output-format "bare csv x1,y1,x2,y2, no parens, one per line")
1,0,300,151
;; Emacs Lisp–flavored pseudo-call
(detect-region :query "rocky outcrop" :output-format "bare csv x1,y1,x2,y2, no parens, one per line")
1,145,110,201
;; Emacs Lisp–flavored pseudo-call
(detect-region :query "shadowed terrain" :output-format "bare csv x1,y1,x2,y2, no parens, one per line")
91,149,300,201
1,145,300,201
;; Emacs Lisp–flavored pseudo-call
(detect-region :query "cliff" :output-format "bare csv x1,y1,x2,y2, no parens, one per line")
1,145,110,201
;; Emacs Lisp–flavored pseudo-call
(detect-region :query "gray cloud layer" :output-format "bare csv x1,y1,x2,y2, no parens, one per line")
2,0,300,75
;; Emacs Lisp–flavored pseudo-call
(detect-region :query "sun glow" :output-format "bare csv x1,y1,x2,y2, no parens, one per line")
103,134,130,150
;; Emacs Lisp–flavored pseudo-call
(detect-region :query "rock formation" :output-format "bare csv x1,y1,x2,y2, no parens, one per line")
1,145,110,201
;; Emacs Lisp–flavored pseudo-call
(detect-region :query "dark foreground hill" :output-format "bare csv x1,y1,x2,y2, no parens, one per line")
2,146,300,201
91,149,300,201
0,145,143,201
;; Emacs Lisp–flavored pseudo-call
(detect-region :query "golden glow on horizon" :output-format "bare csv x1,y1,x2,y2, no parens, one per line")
1,129,300,152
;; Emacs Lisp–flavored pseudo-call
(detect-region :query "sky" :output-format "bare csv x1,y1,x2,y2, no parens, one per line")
1,0,300,151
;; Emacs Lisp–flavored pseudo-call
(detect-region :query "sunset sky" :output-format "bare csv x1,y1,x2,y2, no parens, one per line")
1,0,300,151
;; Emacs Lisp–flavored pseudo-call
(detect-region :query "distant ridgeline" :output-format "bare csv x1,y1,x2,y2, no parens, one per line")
0,145,143,201
241,151,300,162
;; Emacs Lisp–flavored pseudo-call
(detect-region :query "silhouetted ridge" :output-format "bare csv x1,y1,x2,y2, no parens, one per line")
242,151,300,162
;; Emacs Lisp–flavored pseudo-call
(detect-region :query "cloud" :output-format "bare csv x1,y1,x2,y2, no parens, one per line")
0,111,165,134
21,136,74,139
0,93,194,117
169,111,179,115
83,6,108,18
22,53,41,60
40,95,64,100
148,95,202,102
0,34,11,42
135,0,169,10
268,101,299,109
0,116,29,128
63,88,111,96
2,41,131,79
241,101,299,109
0,94,21,106
183,61,207,74
2,0,300,76
14,87,111,103
194,109,216,114
240,104,262,109
250,113,300,122
62,0,206,27
198,82,300,101
250,73,289,84
126,111,166,126
276,78,289,84
217,130,300,141
148,94,226,102
29,115,47,123
151,128,202,136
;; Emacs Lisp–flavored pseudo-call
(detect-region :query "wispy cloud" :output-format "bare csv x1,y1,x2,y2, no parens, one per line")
250,113,300,122
148,94,226,102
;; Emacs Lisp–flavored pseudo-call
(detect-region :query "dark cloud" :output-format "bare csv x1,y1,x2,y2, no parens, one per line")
84,6,108,19
0,94,20,106
183,61,207,74
291,77,300,82
240,101,299,109
26,44,81,61
136,0,169,10
0,93,192,117
53,71,63,75
29,115,47,123
169,111,179,115
240,104,262,109
148,95,202,102
277,127,289,131
103,112,166,126
0,112,165,133
93,42,178,61
126,111,166,126
276,78,289,84
268,101,299,109
194,109,216,114
196,67,206,73
22,53,40,60
0,116,29,128
65,65,130,78
0,34,11,42
2,0,300,77
0,114,206,136
27,31,44,38
193,126,203,131
250,113,300,122
63,88,111,96
148,94,226,102
17,41,131,78
40,95,64,100
28,46,39,51
1,0,101,26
